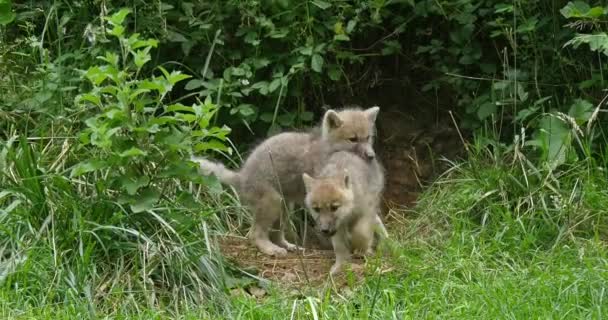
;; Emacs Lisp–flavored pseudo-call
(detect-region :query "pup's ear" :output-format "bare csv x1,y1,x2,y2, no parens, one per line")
365,106,380,123
323,110,344,130
302,173,314,193
342,169,351,189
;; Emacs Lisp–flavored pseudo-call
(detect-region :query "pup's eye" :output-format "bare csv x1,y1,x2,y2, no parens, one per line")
348,137,358,143
312,206,321,212
330,204,340,212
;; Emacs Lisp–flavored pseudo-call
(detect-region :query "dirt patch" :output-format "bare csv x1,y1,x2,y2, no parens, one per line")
217,235,393,288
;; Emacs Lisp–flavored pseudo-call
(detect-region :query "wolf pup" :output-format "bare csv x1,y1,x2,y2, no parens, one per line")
191,107,380,256
302,150,386,275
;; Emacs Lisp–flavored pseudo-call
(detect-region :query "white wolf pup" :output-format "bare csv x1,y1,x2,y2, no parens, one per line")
302,150,386,275
191,107,380,256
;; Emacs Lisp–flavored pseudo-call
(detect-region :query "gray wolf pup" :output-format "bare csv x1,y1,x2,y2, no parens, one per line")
302,150,386,275
191,107,380,256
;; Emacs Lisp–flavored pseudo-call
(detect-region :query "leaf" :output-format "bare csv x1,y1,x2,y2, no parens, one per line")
166,70,192,85
235,104,257,117
477,102,497,120
311,54,324,73
107,8,131,26
194,140,230,153
268,78,281,93
70,160,108,177
167,30,188,42
328,66,341,81
167,103,193,113
130,188,160,213
119,147,147,158
564,33,608,56
311,0,331,9
535,115,571,168
185,79,204,90
133,48,152,68
560,1,606,19
120,175,150,195
568,98,594,124
0,0,16,26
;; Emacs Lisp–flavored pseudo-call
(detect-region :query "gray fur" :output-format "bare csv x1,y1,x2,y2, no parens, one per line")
191,107,380,256
302,151,386,275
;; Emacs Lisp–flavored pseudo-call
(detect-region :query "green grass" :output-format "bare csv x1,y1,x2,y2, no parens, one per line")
1,143,607,319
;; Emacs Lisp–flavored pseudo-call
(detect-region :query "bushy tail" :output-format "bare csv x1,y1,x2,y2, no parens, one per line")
190,156,240,187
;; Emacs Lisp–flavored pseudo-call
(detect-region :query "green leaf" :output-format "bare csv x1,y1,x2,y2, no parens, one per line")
70,160,108,177
185,79,204,90
328,66,341,81
194,140,230,153
119,147,147,158
0,0,16,26
477,102,497,120
166,70,192,85
560,1,606,18
311,54,324,73
133,48,152,68
130,188,160,213
268,78,281,93
120,175,150,195
234,104,257,117
568,98,594,124
333,34,350,41
107,8,131,26
75,93,101,106
167,103,193,113
311,0,331,9
564,33,608,56
535,115,571,168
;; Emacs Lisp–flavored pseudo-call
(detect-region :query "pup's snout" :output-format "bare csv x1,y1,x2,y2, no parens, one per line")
364,149,376,160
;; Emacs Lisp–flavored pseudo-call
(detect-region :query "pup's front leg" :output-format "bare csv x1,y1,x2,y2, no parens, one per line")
330,234,351,275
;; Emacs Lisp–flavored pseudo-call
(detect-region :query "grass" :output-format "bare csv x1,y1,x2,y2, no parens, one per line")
1,138,607,319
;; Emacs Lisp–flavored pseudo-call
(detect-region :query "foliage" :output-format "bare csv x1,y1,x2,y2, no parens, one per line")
1,0,608,317
72,8,230,212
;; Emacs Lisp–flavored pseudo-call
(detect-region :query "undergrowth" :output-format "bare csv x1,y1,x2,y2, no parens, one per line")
1,0,608,318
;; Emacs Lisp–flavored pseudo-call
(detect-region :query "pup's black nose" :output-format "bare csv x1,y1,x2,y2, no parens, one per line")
365,150,375,160
321,229,336,237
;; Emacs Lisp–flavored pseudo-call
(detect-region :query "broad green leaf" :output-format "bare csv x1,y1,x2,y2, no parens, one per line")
130,188,159,213
311,0,331,9
70,160,108,177
166,70,192,85
311,54,324,73
0,0,16,26
535,115,571,168
85,66,108,86
120,175,150,195
133,48,152,68
333,34,350,41
328,66,341,81
194,140,230,153
268,78,281,93
560,1,606,18
568,98,594,124
477,102,497,120
119,147,147,158
107,8,131,26
564,33,608,56
185,79,204,90
167,103,193,113
75,93,101,106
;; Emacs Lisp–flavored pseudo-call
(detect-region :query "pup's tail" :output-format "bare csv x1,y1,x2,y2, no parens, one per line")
190,156,240,187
